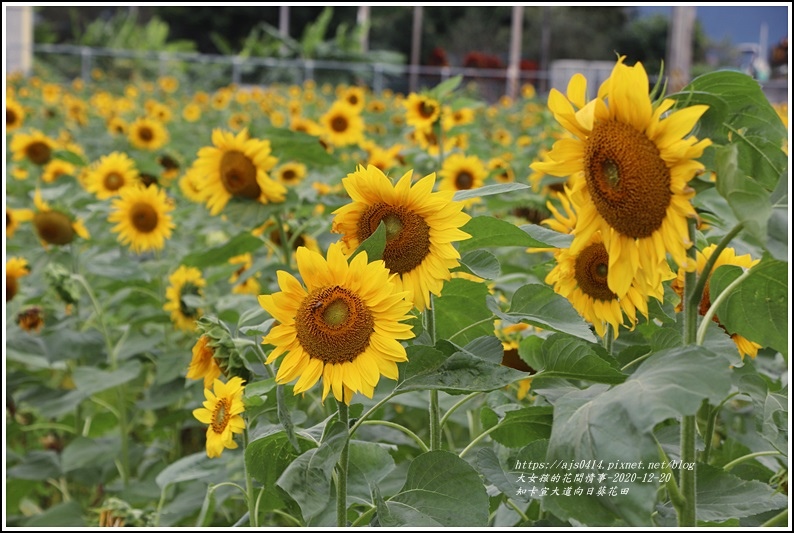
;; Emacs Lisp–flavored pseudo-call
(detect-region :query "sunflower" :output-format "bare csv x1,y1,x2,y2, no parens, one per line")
274,162,307,187
192,128,285,216
10,129,58,166
441,105,475,131
360,142,404,173
42,159,76,184
182,103,202,122
340,85,367,113
259,242,415,404
164,265,206,332
228,253,262,295
438,153,488,204
671,244,762,359
32,189,90,247
6,99,26,131
17,306,45,333
187,335,223,388
7,206,34,237
530,56,712,296
192,377,246,458
404,93,441,131
332,165,471,311
128,117,169,151
108,185,175,254
178,164,205,203
289,116,323,137
6,257,30,302
84,152,140,199
320,101,365,147
488,157,515,183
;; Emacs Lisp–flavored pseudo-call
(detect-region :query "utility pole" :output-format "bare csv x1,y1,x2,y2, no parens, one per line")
357,6,370,53
409,6,423,93
667,6,696,92
279,6,290,55
507,6,524,100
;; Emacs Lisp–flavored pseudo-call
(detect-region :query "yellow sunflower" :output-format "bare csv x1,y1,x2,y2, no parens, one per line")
32,189,90,247
320,101,365,147
178,164,205,203
10,129,58,166
442,105,475,131
6,99,26,131
488,157,515,183
360,141,404,173
192,377,246,458
6,257,30,302
530,56,712,296
108,185,175,254
182,103,202,122
671,244,762,359
41,159,77,184
289,116,323,137
193,128,285,216
187,335,223,388
438,153,488,204
228,253,262,296
274,162,307,187
84,152,140,199
404,93,441,131
7,206,34,237
128,117,169,151
259,242,415,404
164,265,206,332
332,165,471,311
340,85,367,113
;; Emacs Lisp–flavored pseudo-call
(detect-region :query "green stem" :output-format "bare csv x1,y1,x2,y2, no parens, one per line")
602,322,614,354
243,427,258,527
505,498,530,523
696,266,754,346
687,222,744,312
350,506,377,527
760,509,788,527
273,211,293,266
620,348,653,372
425,298,442,451
655,439,686,513
458,424,500,459
269,509,304,527
701,392,740,464
723,451,783,471
359,420,429,453
336,401,350,528
439,392,483,429
349,391,399,437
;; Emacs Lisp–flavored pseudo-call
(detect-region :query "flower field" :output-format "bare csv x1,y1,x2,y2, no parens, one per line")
4,58,789,527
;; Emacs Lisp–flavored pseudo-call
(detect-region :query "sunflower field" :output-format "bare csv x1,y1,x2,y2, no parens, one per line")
4,57,789,528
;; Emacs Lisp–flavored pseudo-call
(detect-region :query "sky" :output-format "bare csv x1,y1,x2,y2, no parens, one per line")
636,5,790,48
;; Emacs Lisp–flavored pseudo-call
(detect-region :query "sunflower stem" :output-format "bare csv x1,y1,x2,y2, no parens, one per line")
701,392,740,464
336,400,350,527
687,222,744,314
359,420,429,453
602,323,615,354
242,427,258,527
678,217,699,527
273,211,293,266
723,450,783,472
760,509,788,527
696,265,754,347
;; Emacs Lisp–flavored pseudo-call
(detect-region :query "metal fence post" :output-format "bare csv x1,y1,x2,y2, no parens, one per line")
81,46,91,83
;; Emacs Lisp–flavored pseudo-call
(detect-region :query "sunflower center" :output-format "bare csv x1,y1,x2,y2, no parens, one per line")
295,286,374,364
7,275,18,302
347,95,359,106
104,172,125,191
574,242,617,302
179,283,201,318
331,116,349,133
282,169,297,182
138,127,154,142
26,141,52,166
210,397,231,434
6,212,11,229
7,109,17,125
419,101,437,119
357,203,432,275
34,211,75,245
131,202,159,233
584,119,672,239
455,171,474,190
220,150,261,199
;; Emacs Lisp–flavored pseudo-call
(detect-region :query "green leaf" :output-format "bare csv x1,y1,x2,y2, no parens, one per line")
381,450,489,527
520,334,626,385
60,437,119,474
709,259,788,358
428,75,463,99
453,182,530,202
72,360,142,396
495,284,598,343
519,223,574,249
276,420,348,521
459,216,554,252
433,278,494,346
6,451,61,480
489,406,553,448
350,221,386,262
457,335,505,364
155,452,220,488
399,344,448,385
259,127,337,166
765,174,788,261
244,430,317,509
459,249,501,280
181,231,264,268
51,149,87,167
24,501,85,527
346,441,396,505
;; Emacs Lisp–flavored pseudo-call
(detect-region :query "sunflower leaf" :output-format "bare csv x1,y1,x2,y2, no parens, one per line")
51,149,87,167
487,406,553,448
519,334,626,385
433,278,494,346
181,232,264,268
459,216,551,252
453,182,530,202
350,221,386,262
428,75,463,100
459,249,501,280
257,126,337,166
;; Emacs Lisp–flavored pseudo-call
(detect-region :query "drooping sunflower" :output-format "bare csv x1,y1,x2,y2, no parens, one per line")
332,165,471,311
7,206,34,237
84,152,140,199
671,244,762,359
403,93,441,131
10,129,58,166
6,257,30,302
108,185,175,254
530,56,712,297
128,117,169,151
17,306,45,333
438,153,488,204
192,128,285,216
192,377,246,458
41,159,77,184
6,99,26,131
320,101,365,147
187,335,223,388
274,162,307,187
32,189,90,247
259,242,415,404
164,265,206,332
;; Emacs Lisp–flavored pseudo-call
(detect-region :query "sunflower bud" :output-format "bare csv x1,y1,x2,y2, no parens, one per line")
44,263,81,306
195,316,252,382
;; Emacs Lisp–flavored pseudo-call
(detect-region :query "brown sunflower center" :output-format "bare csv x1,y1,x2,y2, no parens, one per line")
574,242,617,302
104,172,125,191
347,94,359,106
131,202,159,233
281,169,297,182
455,171,475,190
210,397,231,433
138,126,154,142
179,283,201,318
6,212,11,229
220,150,261,199
295,286,374,364
26,141,52,166
34,211,75,245
419,101,437,119
7,275,18,302
584,119,672,239
357,203,432,275
7,109,18,125
331,115,349,133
